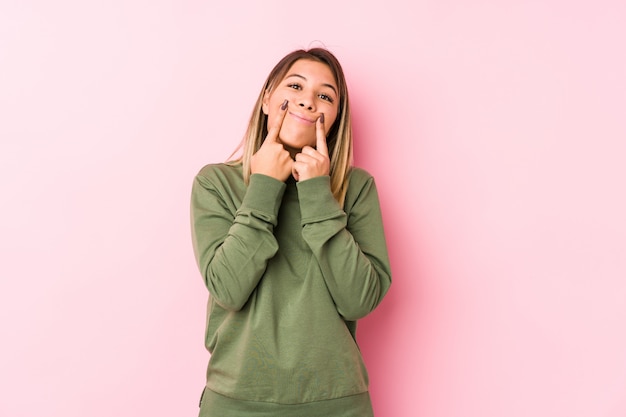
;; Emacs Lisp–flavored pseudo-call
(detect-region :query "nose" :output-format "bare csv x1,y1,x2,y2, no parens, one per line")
297,92,316,111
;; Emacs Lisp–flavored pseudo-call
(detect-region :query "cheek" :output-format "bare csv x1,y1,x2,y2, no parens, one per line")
264,92,287,115
325,112,339,134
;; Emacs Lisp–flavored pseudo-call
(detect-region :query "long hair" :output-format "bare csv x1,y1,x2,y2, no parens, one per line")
229,48,353,207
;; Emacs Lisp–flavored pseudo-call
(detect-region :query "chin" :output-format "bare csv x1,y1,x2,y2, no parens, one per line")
279,130,315,150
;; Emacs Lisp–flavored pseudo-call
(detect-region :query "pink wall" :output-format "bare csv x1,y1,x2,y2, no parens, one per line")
2,1,625,416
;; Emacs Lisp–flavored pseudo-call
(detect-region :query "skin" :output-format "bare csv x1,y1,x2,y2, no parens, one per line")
251,59,339,182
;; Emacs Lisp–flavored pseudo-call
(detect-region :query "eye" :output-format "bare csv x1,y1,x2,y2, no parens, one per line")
319,93,334,103
287,83,302,90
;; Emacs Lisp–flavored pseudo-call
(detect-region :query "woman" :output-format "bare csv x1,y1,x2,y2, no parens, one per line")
190,48,392,416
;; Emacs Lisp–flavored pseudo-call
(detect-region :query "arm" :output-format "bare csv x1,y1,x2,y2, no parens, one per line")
297,172,392,321
190,170,286,311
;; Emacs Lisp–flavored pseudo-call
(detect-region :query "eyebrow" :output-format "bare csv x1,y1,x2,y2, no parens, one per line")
285,73,338,96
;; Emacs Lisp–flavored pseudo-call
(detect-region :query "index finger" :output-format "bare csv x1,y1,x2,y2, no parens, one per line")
315,113,329,156
265,100,289,144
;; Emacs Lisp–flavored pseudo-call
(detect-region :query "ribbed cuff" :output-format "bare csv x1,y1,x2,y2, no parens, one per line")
297,176,343,223
240,174,286,221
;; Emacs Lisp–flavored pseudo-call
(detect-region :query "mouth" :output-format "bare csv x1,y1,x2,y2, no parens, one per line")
288,111,315,125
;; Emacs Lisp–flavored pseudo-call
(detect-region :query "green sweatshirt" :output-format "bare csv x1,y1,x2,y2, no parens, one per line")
190,163,391,415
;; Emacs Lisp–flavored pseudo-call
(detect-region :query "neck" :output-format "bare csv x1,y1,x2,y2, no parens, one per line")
282,144,301,159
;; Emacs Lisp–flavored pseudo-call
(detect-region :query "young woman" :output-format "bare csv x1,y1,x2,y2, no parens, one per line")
190,48,392,416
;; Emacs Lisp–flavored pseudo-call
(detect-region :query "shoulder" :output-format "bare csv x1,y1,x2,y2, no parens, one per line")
195,162,243,187
347,166,375,186
197,162,242,179
347,166,377,194
344,166,379,210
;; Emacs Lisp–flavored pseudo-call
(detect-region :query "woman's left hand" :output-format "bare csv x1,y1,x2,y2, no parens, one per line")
292,114,330,182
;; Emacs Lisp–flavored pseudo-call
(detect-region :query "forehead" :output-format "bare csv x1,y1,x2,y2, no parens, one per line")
284,59,337,85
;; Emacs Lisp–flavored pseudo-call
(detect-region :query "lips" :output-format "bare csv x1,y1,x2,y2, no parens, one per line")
288,111,315,124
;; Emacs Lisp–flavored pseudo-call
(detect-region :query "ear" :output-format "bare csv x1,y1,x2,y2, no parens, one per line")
262,91,270,115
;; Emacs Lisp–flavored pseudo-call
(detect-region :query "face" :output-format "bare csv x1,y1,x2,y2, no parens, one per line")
262,59,340,152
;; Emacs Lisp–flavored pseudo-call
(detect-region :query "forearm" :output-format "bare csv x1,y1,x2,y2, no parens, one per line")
191,173,286,311
298,175,392,320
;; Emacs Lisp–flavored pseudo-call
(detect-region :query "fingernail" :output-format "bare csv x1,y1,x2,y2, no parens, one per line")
319,113,325,123
281,100,288,110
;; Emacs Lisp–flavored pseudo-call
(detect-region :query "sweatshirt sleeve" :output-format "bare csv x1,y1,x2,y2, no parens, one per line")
191,171,286,311
297,171,392,321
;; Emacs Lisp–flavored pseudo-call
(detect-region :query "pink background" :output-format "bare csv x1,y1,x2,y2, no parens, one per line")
2,1,625,416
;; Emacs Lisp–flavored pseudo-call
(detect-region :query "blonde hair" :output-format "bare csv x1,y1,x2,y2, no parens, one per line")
228,48,353,207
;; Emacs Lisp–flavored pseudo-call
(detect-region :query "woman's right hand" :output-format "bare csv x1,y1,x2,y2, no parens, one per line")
250,100,293,181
